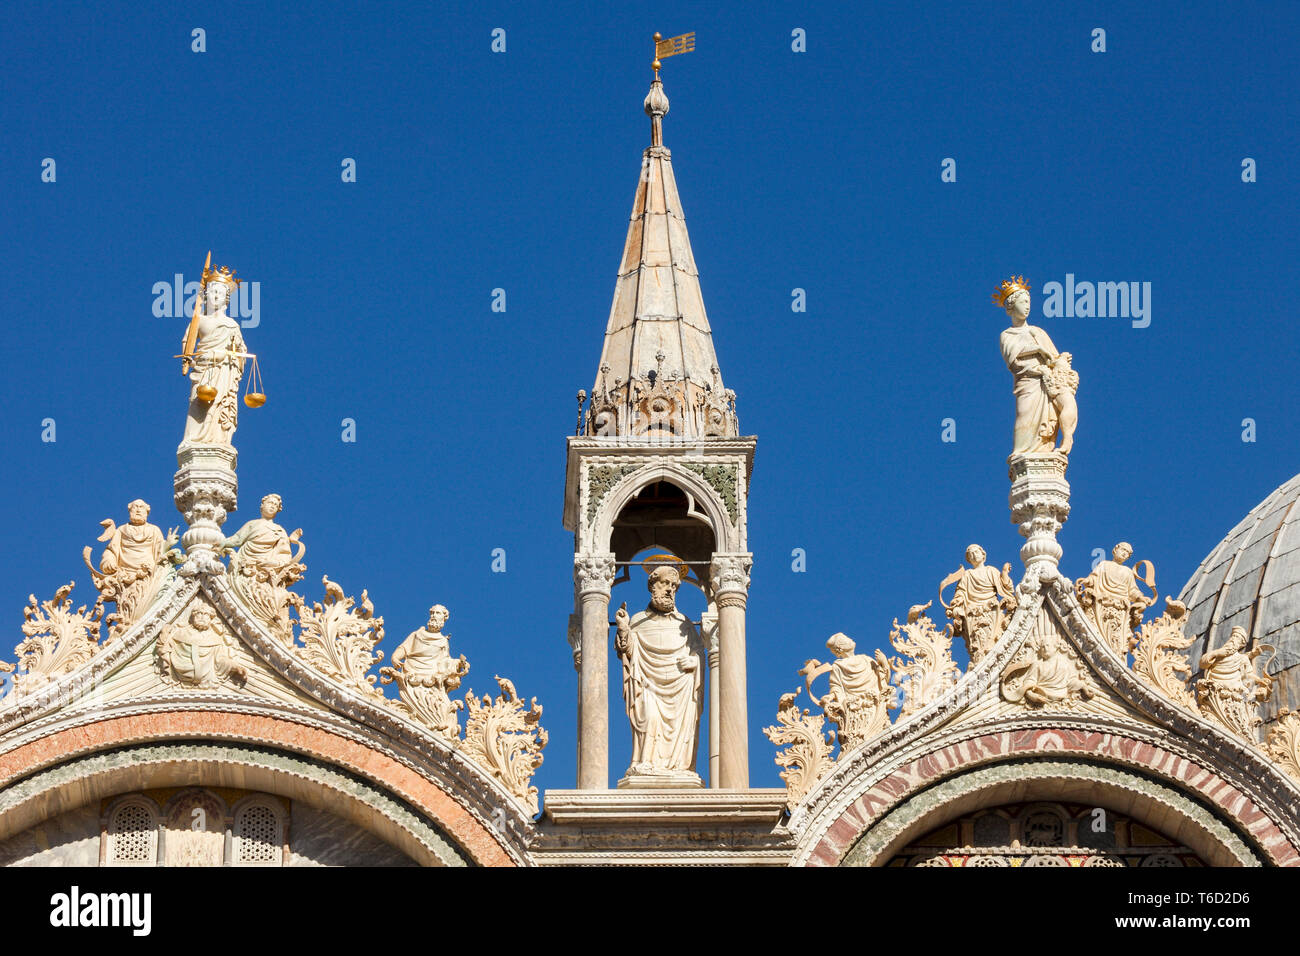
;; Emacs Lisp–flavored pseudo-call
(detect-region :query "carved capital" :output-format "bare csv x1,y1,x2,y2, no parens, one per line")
574,553,616,599
174,445,239,555
710,553,752,603
1008,453,1070,573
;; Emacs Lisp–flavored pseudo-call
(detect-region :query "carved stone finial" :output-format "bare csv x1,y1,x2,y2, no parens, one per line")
889,606,962,719
1009,453,1071,575
462,676,548,814
763,688,833,809
3,583,103,701
1266,709,1300,781
1129,597,1196,709
293,575,385,699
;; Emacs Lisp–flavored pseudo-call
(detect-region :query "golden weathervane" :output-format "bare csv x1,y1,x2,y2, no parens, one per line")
652,31,695,75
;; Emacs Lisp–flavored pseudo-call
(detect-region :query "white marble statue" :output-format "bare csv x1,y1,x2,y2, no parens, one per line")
614,564,705,785
182,265,246,446
222,494,306,642
1076,542,1156,656
800,633,893,751
82,500,180,637
380,604,470,738
995,277,1078,458
1196,626,1274,740
939,544,1017,664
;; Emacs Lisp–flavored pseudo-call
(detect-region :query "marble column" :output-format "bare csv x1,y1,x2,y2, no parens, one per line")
711,553,752,789
702,608,720,787
574,553,615,790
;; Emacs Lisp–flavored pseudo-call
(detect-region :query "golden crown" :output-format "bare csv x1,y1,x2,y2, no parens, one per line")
201,264,240,289
991,275,1030,308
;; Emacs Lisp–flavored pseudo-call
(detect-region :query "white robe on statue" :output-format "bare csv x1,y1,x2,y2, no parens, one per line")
621,607,704,774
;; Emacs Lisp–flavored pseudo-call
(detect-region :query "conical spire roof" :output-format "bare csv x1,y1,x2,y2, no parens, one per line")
583,74,738,440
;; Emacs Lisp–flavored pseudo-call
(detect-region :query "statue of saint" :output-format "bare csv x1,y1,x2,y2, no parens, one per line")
614,563,705,785
380,605,470,738
800,633,892,751
222,494,305,642
939,544,1017,663
83,499,180,637
181,264,246,446
1076,542,1156,656
1196,626,1274,740
1002,632,1094,707
994,276,1078,458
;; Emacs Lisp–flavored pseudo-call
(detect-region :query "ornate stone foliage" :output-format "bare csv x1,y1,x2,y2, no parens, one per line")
156,604,246,689
5,583,103,699
1075,543,1156,657
462,676,548,815
1267,710,1300,782
763,689,833,807
293,575,385,700
939,545,1016,664
1001,624,1095,709
1195,625,1274,742
889,602,962,719
801,633,893,752
586,463,642,522
379,604,468,738
82,500,180,639
1129,598,1196,710
681,462,738,524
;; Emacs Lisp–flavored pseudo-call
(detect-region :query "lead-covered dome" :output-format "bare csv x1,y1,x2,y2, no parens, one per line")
1179,473,1300,725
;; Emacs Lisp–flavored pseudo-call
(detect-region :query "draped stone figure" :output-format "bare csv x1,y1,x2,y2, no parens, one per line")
614,565,705,786
1076,542,1156,656
83,499,180,637
994,277,1078,458
1002,632,1094,707
800,633,893,751
182,266,246,446
1196,626,1274,740
939,544,1017,664
380,604,470,738
222,494,306,642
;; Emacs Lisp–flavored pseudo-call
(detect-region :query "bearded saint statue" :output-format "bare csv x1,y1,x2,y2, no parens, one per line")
614,563,705,787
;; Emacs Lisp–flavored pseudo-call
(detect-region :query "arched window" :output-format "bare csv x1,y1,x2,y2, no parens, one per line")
232,799,285,866
106,798,159,866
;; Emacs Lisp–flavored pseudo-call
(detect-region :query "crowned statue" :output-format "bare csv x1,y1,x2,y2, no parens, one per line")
180,257,250,447
994,276,1078,460
614,558,705,787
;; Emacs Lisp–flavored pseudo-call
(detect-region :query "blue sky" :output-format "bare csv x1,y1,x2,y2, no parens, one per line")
2,0,1298,793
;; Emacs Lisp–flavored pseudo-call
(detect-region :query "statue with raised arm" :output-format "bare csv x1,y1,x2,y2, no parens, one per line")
994,276,1078,459
1076,542,1156,656
799,633,893,751
379,604,470,738
614,560,705,786
939,544,1017,664
83,499,180,638
221,493,306,642
1196,626,1275,741
181,261,246,446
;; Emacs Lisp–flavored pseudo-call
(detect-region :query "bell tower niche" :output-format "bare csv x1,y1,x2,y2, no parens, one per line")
563,47,755,791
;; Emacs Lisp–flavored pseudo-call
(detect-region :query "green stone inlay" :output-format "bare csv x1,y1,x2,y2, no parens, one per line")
682,462,739,525
587,464,643,522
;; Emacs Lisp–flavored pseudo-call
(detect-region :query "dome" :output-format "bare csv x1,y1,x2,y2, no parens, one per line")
1179,472,1300,725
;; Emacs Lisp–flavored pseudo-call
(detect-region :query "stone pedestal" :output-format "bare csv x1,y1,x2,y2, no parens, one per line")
174,444,238,555
616,769,704,790
1008,453,1070,575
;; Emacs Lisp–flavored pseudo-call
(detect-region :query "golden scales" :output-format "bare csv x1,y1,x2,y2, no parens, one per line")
177,251,267,409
